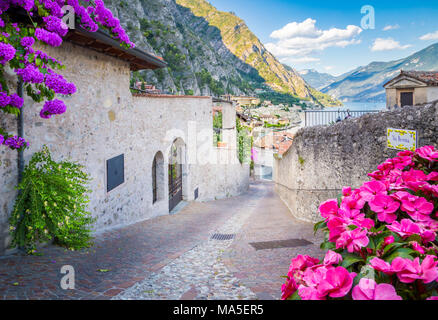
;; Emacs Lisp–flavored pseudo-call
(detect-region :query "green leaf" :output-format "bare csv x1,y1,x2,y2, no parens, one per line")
406,234,422,243
313,220,326,235
287,291,301,300
320,241,336,250
382,242,404,256
386,248,416,263
341,254,364,269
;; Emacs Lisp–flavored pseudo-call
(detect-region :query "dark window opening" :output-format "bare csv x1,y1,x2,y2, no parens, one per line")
107,154,124,192
152,156,157,204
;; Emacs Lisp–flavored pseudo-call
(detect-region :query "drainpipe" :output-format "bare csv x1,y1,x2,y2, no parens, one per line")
17,79,24,184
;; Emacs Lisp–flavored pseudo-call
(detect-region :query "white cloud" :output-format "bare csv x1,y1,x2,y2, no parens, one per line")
383,24,400,31
371,38,412,51
420,30,438,41
270,18,321,39
324,66,334,71
266,19,362,64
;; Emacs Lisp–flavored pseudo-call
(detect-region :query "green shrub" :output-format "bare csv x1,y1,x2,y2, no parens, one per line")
9,146,94,253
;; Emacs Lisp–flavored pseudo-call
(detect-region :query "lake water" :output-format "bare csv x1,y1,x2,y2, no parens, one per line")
328,102,386,111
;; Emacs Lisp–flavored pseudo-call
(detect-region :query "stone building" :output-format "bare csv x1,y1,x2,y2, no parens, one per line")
222,95,261,107
0,27,249,255
384,70,438,109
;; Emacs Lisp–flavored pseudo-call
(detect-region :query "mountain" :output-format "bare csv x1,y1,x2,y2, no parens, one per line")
299,69,338,90
106,0,252,96
321,43,438,102
105,0,338,105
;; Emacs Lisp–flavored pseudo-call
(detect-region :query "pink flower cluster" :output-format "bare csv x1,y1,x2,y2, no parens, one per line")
0,0,134,151
281,251,402,300
282,146,438,300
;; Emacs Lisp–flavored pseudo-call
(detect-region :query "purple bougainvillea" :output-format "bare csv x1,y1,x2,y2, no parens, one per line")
0,0,134,151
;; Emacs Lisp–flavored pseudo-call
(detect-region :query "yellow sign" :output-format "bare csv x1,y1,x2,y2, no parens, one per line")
387,128,417,151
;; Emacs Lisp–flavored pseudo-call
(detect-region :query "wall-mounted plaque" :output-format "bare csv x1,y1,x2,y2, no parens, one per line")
107,154,125,192
387,128,417,151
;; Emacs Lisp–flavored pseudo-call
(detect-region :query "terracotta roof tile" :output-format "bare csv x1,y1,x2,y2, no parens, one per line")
400,70,438,86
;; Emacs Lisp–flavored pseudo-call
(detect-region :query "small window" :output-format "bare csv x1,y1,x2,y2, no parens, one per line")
107,154,124,192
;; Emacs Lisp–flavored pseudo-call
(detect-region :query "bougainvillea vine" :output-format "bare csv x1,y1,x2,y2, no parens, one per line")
0,0,134,151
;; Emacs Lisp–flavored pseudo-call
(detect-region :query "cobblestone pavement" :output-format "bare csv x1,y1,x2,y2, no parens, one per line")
222,181,324,300
0,180,323,300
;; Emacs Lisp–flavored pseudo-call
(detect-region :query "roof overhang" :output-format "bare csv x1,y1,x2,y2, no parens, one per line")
64,27,167,71
383,75,429,89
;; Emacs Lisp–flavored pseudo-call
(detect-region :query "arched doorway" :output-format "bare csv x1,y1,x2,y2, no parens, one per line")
168,139,185,212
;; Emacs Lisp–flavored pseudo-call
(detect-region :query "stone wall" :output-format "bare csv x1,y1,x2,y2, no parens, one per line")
273,102,438,223
0,42,249,255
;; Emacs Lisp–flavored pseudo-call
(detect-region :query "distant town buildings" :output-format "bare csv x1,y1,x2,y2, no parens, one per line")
254,132,294,155
134,81,162,95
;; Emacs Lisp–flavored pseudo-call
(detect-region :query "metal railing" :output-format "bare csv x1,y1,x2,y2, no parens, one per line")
304,109,380,127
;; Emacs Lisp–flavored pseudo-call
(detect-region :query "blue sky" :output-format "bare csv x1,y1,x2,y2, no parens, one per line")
208,0,438,75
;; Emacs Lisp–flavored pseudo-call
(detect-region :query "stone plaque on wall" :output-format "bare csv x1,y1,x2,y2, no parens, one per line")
387,128,417,151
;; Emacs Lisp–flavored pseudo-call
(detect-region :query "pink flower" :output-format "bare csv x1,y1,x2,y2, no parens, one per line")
336,228,369,253
401,196,434,221
418,255,438,283
298,285,325,300
427,172,438,181
319,199,339,219
352,278,402,300
340,194,365,217
427,296,438,300
384,236,395,246
391,257,420,283
342,187,352,197
323,250,343,266
411,241,426,254
369,194,400,224
302,266,329,287
281,277,298,300
359,181,387,202
392,256,438,284
317,267,356,298
416,146,438,162
387,219,421,238
289,255,320,273
370,257,393,275
391,191,412,202
398,150,414,157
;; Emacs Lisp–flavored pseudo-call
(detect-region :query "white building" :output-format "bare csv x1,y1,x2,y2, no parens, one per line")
0,27,249,255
